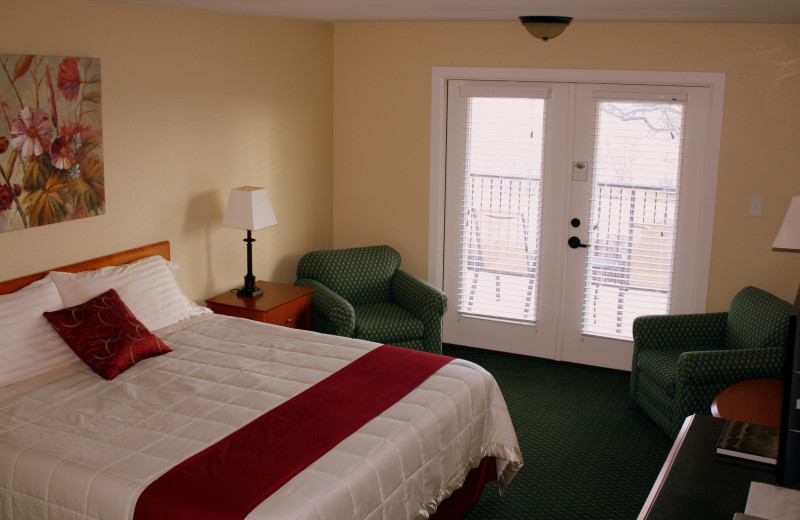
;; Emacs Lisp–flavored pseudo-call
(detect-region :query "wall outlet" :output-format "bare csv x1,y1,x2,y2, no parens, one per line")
749,197,763,217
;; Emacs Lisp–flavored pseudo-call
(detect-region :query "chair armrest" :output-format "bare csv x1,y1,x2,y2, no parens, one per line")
670,347,787,431
632,312,728,353
630,312,728,400
678,347,787,384
295,278,355,337
391,270,448,353
391,269,448,319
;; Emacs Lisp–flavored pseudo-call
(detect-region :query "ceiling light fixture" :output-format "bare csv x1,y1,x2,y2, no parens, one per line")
519,16,573,41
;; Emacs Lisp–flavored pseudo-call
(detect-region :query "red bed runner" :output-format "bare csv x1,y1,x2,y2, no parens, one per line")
134,345,453,520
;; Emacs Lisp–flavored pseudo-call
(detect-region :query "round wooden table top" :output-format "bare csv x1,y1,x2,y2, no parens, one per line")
710,378,784,428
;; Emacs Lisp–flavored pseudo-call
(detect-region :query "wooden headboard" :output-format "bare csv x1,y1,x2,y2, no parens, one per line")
0,241,171,296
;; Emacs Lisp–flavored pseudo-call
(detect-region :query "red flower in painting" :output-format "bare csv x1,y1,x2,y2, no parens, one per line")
10,107,53,158
50,136,77,169
57,57,82,102
0,185,16,212
0,136,8,154
61,122,100,147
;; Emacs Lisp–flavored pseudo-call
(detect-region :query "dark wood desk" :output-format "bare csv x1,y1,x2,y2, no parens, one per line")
638,414,783,520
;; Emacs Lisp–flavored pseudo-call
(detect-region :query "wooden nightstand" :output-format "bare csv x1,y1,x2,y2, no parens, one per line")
205,281,315,330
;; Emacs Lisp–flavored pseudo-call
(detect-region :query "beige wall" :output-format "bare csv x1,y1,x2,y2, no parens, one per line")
1,3,798,314
332,21,800,310
0,0,334,302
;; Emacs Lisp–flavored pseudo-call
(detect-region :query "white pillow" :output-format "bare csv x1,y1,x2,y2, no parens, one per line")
0,279,77,387
49,255,209,332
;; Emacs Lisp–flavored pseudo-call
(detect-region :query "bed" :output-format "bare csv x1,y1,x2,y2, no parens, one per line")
0,241,523,519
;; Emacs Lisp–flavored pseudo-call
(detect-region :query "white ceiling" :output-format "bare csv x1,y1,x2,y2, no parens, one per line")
88,0,800,23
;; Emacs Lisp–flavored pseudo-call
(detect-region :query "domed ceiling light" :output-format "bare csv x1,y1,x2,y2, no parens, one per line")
519,16,573,41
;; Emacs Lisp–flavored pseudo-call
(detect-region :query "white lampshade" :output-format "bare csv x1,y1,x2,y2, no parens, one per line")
774,195,800,251
222,186,277,231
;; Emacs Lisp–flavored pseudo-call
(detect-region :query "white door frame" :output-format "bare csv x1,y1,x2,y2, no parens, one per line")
428,67,725,361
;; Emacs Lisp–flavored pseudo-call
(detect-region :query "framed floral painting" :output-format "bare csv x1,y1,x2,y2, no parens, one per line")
0,54,104,232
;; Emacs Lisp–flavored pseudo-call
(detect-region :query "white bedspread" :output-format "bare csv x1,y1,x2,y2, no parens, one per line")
0,314,522,520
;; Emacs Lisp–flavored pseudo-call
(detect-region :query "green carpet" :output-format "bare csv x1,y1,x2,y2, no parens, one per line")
442,344,673,520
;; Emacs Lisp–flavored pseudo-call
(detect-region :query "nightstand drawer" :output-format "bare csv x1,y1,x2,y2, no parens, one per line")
206,303,265,322
266,296,308,329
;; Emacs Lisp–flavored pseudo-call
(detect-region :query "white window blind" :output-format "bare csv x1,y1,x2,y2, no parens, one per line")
582,94,686,339
457,92,548,323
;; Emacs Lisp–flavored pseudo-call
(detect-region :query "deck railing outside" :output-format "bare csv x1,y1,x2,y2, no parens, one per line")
461,172,677,335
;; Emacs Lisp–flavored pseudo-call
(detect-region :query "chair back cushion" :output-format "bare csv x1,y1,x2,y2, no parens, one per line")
296,246,401,305
726,286,792,350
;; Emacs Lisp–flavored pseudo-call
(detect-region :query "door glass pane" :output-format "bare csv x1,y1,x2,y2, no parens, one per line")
582,98,686,339
459,97,545,322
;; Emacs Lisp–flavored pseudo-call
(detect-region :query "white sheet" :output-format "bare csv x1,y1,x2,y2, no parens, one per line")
0,314,522,520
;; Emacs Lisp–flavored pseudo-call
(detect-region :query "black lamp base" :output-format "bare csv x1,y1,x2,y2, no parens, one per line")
236,286,263,297
237,273,263,298
237,231,263,297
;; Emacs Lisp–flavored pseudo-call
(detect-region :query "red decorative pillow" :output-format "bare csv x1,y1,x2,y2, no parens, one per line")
43,289,171,380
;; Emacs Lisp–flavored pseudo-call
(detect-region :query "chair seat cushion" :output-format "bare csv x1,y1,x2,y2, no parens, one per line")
635,349,683,398
353,302,424,344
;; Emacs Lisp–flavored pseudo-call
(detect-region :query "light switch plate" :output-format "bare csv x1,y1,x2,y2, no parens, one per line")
749,197,763,217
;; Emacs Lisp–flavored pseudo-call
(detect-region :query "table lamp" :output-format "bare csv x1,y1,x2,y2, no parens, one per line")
222,186,277,297
773,195,800,251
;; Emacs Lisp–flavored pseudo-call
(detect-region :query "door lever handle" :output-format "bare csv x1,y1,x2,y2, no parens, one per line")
568,236,589,249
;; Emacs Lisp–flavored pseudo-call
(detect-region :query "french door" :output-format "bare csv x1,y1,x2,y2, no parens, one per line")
436,73,720,370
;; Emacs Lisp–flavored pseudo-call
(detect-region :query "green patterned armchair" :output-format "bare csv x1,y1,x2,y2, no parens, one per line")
631,286,791,438
295,245,448,354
